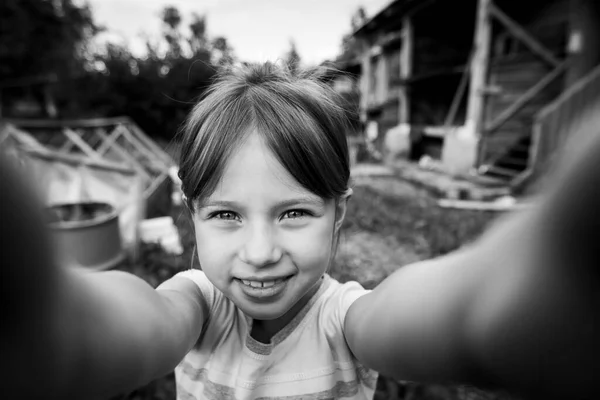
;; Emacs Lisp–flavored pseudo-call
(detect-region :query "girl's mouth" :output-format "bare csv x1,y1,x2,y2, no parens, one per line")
236,276,292,300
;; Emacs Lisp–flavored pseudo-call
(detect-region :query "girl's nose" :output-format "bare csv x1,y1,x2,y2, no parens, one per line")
239,223,282,268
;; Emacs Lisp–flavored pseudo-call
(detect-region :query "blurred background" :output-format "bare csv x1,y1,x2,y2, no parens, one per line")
1,0,599,399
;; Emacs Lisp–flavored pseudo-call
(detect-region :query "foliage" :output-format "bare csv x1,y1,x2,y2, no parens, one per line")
0,3,234,140
340,6,367,62
63,5,226,140
0,0,99,81
284,40,302,74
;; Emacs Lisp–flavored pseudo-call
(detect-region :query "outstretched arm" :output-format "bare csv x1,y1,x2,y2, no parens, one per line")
345,134,600,399
0,158,206,399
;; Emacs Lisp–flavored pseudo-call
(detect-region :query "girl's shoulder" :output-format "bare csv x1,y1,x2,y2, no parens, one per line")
172,269,219,312
316,275,371,333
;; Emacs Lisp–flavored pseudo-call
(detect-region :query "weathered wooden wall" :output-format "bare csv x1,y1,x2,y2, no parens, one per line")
480,0,569,169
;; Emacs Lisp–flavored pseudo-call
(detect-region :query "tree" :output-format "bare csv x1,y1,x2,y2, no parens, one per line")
82,5,218,139
340,7,368,60
161,6,184,59
189,13,209,57
0,0,99,81
212,37,235,66
285,40,301,74
351,6,368,31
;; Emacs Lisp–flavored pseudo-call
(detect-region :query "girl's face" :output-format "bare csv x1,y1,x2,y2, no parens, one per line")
193,132,346,321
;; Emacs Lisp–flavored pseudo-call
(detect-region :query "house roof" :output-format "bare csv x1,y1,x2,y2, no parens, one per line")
352,0,431,37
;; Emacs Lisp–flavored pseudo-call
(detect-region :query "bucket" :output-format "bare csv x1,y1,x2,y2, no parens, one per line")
46,202,125,270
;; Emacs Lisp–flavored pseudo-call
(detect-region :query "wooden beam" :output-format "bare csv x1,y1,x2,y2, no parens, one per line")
142,170,169,200
59,139,76,154
399,16,413,123
566,0,600,86
118,124,166,168
96,125,123,156
62,128,102,160
445,53,472,127
23,146,136,175
489,3,561,67
129,123,174,165
400,17,413,79
466,0,492,137
538,63,600,120
486,60,568,133
92,126,152,183
2,116,130,129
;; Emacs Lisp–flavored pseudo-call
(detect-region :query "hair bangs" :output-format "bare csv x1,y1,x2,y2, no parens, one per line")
178,85,254,211
178,62,352,213
248,81,350,200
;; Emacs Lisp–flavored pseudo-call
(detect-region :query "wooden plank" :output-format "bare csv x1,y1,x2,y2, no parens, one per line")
91,126,152,183
129,123,173,165
96,126,124,156
142,170,169,200
489,2,561,67
466,0,492,139
62,128,102,160
483,164,520,177
58,139,75,153
399,16,412,123
2,116,130,129
437,197,529,211
485,60,568,133
445,52,472,127
538,64,600,119
23,146,136,175
118,124,165,168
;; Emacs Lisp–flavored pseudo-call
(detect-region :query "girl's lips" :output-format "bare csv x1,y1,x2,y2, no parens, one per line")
236,276,292,300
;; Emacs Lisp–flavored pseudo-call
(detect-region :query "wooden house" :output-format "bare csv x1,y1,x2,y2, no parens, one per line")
351,0,600,187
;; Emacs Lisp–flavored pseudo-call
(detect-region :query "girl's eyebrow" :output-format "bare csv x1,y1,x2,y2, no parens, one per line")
274,197,326,209
198,197,325,210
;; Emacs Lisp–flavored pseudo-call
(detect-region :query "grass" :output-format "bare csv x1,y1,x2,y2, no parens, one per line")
114,175,516,400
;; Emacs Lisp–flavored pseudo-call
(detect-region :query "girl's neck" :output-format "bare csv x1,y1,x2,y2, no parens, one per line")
250,276,324,344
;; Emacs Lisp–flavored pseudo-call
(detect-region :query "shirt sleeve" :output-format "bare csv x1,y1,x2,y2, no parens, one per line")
324,279,379,390
174,269,217,312
335,280,371,326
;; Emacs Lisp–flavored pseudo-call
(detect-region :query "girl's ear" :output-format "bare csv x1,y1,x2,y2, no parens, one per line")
334,188,353,232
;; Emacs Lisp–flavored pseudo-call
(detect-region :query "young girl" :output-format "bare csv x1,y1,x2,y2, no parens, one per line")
1,62,598,400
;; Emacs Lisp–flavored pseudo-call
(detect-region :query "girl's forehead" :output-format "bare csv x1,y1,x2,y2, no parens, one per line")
207,133,325,205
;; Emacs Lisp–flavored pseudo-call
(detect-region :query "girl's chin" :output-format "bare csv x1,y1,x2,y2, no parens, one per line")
237,301,292,321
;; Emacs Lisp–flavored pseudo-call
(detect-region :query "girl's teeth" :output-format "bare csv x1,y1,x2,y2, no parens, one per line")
241,279,284,288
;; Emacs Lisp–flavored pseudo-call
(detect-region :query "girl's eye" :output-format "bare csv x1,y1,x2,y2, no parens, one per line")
211,211,239,221
282,210,309,220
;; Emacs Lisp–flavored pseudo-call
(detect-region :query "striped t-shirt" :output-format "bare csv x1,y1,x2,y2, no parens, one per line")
174,270,378,400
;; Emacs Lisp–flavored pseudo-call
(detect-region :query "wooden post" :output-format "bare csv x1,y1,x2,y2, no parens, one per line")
442,0,491,174
359,47,371,123
567,0,600,86
467,0,492,167
467,0,492,140
490,3,560,68
399,16,413,124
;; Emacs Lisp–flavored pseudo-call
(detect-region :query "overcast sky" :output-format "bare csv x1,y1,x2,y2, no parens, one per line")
87,0,391,66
